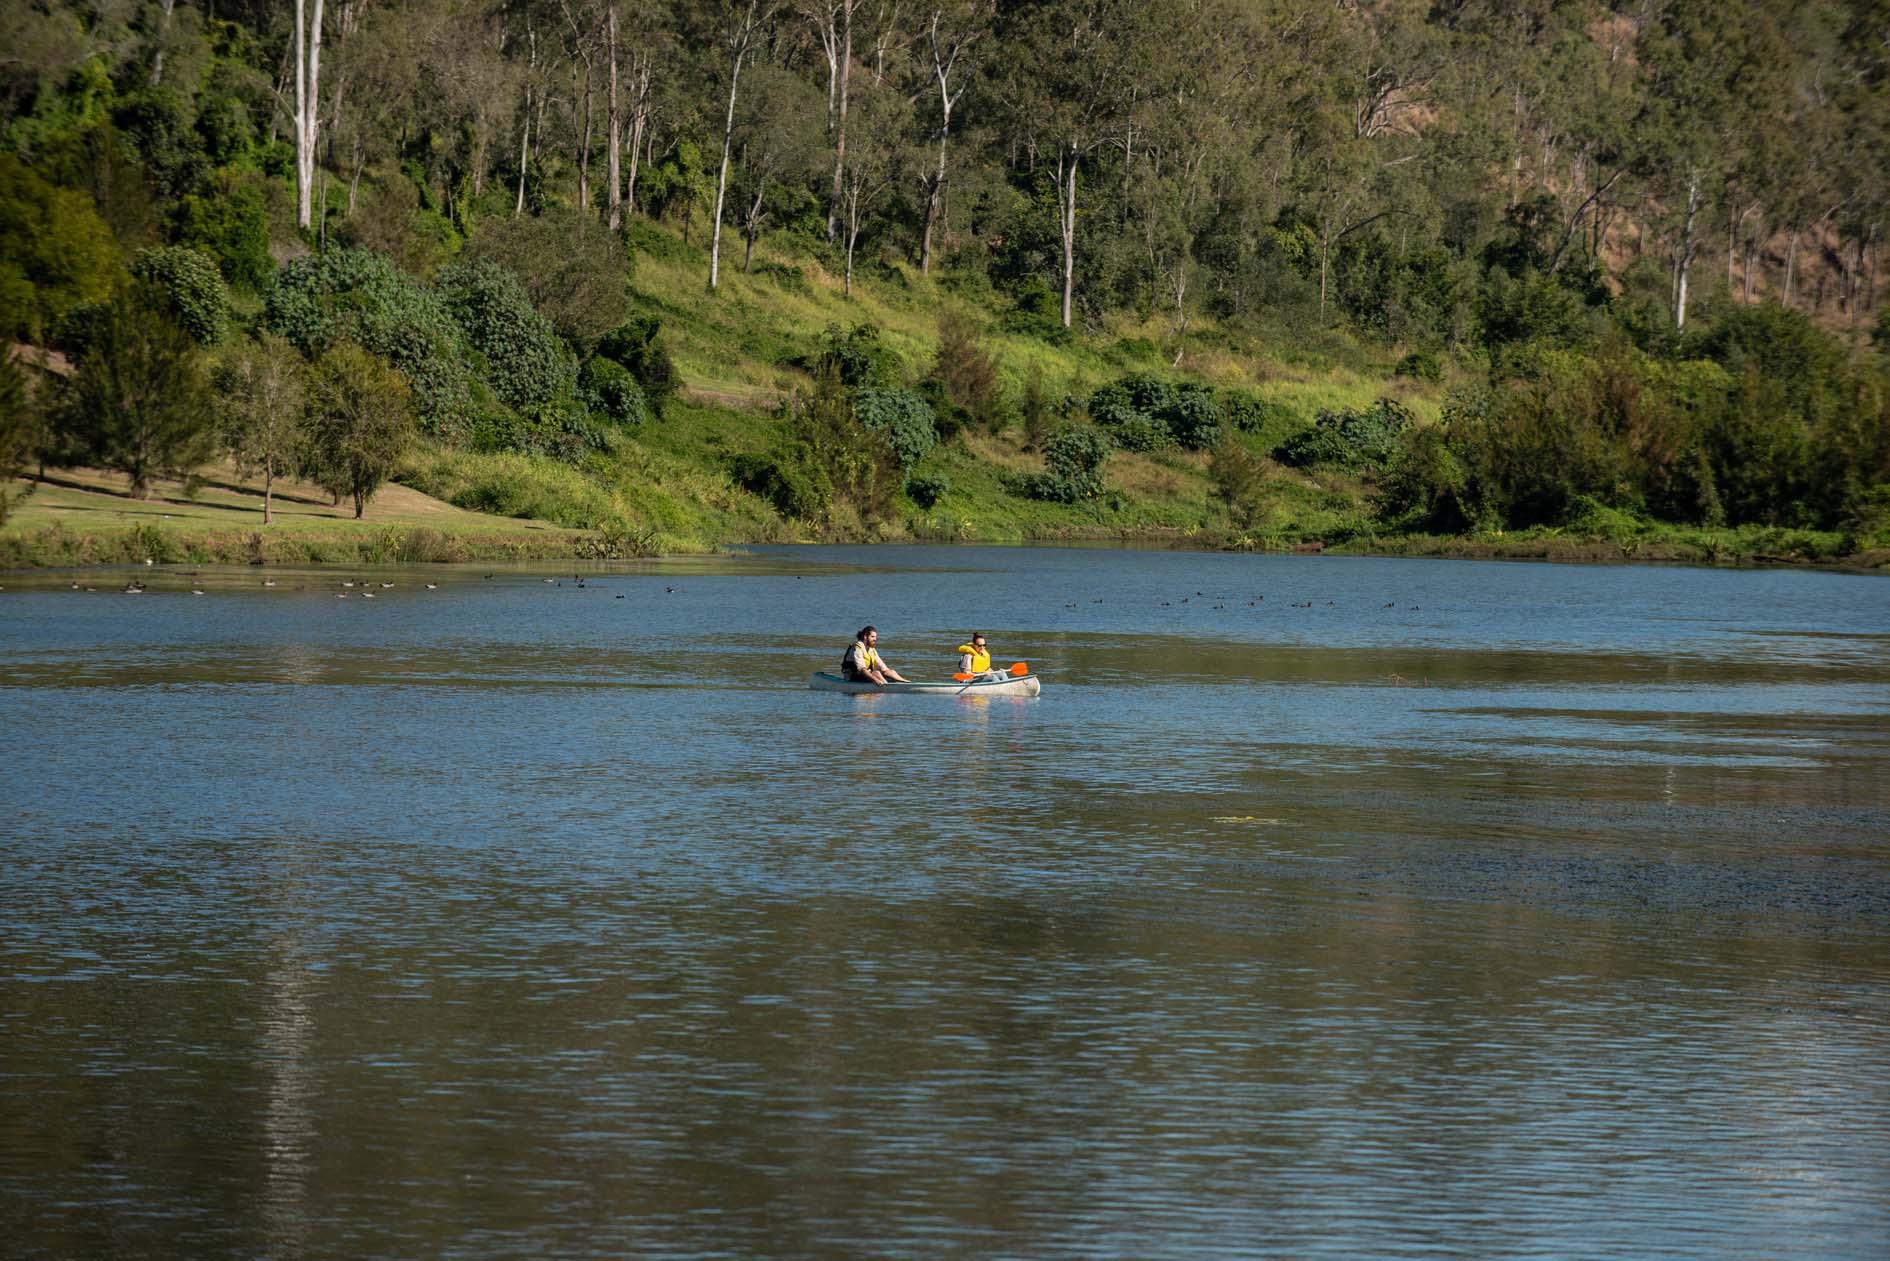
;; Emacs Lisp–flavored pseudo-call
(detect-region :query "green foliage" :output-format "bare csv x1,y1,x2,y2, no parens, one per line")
262,248,476,437
60,282,216,497
816,322,897,388
213,332,307,515
464,210,629,347
1010,425,1108,502
131,246,229,344
436,258,576,412
0,350,43,524
305,342,416,518
594,316,679,418
1222,391,1308,448
1208,436,1271,529
1165,384,1225,450
853,387,938,472
578,356,651,428
1276,399,1413,473
905,472,949,509
729,448,830,521
1395,351,1443,382
0,154,121,343
170,171,272,291
930,310,1003,432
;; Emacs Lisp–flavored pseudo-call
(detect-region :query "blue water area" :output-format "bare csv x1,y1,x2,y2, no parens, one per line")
2,547,1888,1258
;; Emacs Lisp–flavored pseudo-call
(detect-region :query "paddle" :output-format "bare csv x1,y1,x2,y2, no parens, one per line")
952,662,1030,682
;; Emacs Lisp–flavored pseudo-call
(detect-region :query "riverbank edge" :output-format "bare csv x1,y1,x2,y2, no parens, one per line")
4,515,1885,573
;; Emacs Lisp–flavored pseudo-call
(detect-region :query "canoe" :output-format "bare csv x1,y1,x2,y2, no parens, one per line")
809,671,1042,697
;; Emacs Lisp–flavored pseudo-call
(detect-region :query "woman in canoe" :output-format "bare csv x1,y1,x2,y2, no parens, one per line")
956,633,1005,681
842,626,908,685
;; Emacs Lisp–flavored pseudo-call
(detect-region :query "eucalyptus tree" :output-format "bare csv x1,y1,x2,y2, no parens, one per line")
915,0,990,274
216,333,307,525
293,0,326,229
729,63,825,270
801,0,867,244
702,0,786,291
835,77,903,295
993,0,1141,328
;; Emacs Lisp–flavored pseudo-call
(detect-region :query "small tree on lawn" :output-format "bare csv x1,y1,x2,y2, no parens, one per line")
216,333,307,524
61,281,215,499
306,342,413,519
0,348,45,524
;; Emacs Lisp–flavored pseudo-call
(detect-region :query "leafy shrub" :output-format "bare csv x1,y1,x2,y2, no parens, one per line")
931,310,1002,431
1222,391,1306,445
436,258,577,412
1010,425,1108,501
816,322,896,388
595,316,680,417
1394,350,1443,382
170,171,272,290
853,387,937,472
131,246,229,344
1275,399,1413,472
464,209,630,346
1108,411,1171,452
750,260,810,293
578,355,650,427
905,472,949,508
0,154,120,343
262,248,476,437
729,447,830,520
1165,384,1225,450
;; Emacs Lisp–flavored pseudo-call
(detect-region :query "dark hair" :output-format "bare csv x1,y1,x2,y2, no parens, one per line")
971,632,985,641
857,625,876,639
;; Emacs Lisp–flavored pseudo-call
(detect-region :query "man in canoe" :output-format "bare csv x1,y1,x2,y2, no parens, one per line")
842,625,908,685
955,633,1006,681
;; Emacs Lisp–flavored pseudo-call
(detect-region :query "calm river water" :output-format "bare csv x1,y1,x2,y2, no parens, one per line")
2,546,1888,1259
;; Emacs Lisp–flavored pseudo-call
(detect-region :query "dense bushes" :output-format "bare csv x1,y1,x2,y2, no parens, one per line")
594,316,679,418
131,246,229,344
853,387,937,472
1275,399,1412,472
263,248,476,437
1009,425,1109,502
1376,325,1890,535
436,259,576,412
1085,373,1225,452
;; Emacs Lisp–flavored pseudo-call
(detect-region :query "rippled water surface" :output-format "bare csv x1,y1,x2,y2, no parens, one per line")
3,547,1888,1258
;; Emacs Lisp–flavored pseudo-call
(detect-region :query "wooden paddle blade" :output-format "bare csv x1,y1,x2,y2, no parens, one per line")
952,672,974,681
1009,661,1029,676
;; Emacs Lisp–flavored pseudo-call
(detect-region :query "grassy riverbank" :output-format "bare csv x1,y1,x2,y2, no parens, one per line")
7,222,1886,572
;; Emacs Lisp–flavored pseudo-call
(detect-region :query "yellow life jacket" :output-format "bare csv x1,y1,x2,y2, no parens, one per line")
848,641,880,672
957,643,991,673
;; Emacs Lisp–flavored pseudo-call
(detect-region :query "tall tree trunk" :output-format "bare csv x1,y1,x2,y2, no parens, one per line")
606,5,623,228
1785,228,1799,306
577,59,595,213
151,0,178,85
625,66,649,217
709,18,750,291
263,459,274,526
1057,143,1077,328
515,25,538,217
294,0,327,230
1672,169,1700,332
827,4,853,245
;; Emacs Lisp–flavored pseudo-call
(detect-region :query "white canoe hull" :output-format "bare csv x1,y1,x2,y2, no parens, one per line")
809,671,1042,697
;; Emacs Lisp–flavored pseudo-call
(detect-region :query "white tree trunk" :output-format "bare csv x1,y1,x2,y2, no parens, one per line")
606,5,622,228
827,3,853,245
294,0,326,231
1057,144,1077,328
709,27,748,290
1673,169,1700,332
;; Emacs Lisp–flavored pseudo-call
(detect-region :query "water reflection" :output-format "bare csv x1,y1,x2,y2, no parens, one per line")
2,549,1887,1257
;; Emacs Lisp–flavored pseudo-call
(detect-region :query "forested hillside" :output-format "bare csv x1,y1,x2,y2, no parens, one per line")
3,0,1889,561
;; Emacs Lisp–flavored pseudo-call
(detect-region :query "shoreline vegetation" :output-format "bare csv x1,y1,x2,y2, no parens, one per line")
4,462,1882,574
5,4,1888,575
